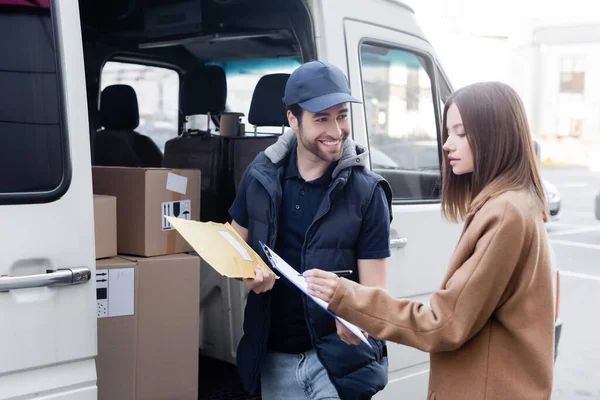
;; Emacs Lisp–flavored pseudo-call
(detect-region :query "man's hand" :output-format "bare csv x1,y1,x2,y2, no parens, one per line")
336,320,368,346
303,269,341,303
243,265,276,294
305,269,371,345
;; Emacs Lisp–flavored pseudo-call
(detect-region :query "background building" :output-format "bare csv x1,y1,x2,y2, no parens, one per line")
405,0,600,168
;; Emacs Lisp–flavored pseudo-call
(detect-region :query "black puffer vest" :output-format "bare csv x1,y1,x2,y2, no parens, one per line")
236,131,392,400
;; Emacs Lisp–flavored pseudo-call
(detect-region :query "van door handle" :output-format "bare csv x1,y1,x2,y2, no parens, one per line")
390,237,408,249
0,268,91,292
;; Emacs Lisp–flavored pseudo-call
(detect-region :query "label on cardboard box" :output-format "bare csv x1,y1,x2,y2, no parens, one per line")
96,268,135,318
166,172,188,195
162,200,191,231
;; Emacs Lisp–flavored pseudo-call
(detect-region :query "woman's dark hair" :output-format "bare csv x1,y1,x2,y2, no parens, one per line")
441,82,549,222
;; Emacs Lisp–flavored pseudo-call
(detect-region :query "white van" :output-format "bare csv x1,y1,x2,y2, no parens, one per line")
0,0,561,399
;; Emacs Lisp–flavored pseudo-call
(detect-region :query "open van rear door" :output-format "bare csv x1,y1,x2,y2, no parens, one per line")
0,1,97,399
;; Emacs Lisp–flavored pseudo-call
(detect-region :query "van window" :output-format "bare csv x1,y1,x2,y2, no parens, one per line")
209,57,301,134
101,61,179,152
438,69,452,104
438,67,452,110
0,0,71,203
360,42,441,202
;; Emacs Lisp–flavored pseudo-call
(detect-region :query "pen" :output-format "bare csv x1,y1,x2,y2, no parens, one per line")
330,270,353,276
299,270,353,277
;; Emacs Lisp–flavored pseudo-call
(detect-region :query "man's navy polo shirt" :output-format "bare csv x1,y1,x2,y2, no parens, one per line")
268,146,337,353
230,145,391,354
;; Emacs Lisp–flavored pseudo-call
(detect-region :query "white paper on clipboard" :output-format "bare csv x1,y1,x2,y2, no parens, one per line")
259,241,371,348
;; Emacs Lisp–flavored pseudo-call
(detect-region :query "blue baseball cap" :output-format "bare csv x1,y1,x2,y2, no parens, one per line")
283,60,361,113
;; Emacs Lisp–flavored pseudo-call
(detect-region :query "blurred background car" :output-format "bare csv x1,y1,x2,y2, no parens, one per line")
595,184,600,220
543,179,562,221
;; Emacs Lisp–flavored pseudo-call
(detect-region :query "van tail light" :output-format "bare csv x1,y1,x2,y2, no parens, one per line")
555,270,560,321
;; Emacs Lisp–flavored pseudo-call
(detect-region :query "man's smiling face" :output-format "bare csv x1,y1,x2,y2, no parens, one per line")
290,103,350,163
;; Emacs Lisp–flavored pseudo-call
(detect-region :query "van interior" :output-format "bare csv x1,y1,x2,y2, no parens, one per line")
79,0,314,134
77,0,316,398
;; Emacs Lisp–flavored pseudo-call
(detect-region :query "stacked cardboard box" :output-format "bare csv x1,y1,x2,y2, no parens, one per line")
96,255,200,400
93,194,117,259
92,167,202,400
92,167,201,257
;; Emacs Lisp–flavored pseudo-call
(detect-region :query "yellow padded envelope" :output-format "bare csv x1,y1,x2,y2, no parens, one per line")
165,216,276,279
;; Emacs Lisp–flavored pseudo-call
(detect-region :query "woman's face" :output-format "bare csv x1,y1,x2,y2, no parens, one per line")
443,103,474,175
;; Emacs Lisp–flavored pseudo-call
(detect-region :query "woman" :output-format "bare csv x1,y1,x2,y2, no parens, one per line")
304,82,555,400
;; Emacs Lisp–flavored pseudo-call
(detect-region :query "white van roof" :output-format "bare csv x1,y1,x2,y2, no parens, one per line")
384,0,415,13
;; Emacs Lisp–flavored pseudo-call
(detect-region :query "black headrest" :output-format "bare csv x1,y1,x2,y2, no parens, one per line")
182,65,227,116
100,84,139,130
248,73,290,127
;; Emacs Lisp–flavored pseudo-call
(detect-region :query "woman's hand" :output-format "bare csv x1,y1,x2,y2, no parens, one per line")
303,269,341,303
243,265,276,294
335,320,369,346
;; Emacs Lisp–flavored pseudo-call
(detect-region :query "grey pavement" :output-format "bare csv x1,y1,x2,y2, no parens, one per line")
543,167,600,399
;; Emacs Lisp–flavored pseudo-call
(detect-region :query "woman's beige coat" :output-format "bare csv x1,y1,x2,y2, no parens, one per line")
329,190,555,400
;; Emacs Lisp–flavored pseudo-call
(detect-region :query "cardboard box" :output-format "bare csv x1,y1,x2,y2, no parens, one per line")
96,257,137,400
96,254,201,400
93,195,117,259
92,167,201,256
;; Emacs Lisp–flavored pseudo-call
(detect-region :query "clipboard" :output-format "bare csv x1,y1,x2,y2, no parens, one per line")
259,241,371,348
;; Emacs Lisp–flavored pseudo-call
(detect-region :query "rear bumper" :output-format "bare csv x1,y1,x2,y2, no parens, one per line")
554,319,563,362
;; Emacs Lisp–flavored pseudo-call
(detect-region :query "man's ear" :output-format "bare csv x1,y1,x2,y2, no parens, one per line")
287,110,299,131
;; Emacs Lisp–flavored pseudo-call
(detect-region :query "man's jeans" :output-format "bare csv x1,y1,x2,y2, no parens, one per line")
261,349,340,400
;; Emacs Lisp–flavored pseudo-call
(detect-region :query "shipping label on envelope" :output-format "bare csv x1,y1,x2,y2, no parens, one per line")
164,216,276,279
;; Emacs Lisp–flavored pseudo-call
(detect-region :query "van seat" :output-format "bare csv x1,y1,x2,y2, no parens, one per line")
93,84,163,167
248,73,290,134
163,65,228,221
181,65,227,119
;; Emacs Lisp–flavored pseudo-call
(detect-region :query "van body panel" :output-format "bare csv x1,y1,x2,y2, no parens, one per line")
0,1,97,399
0,360,97,400
308,0,427,70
